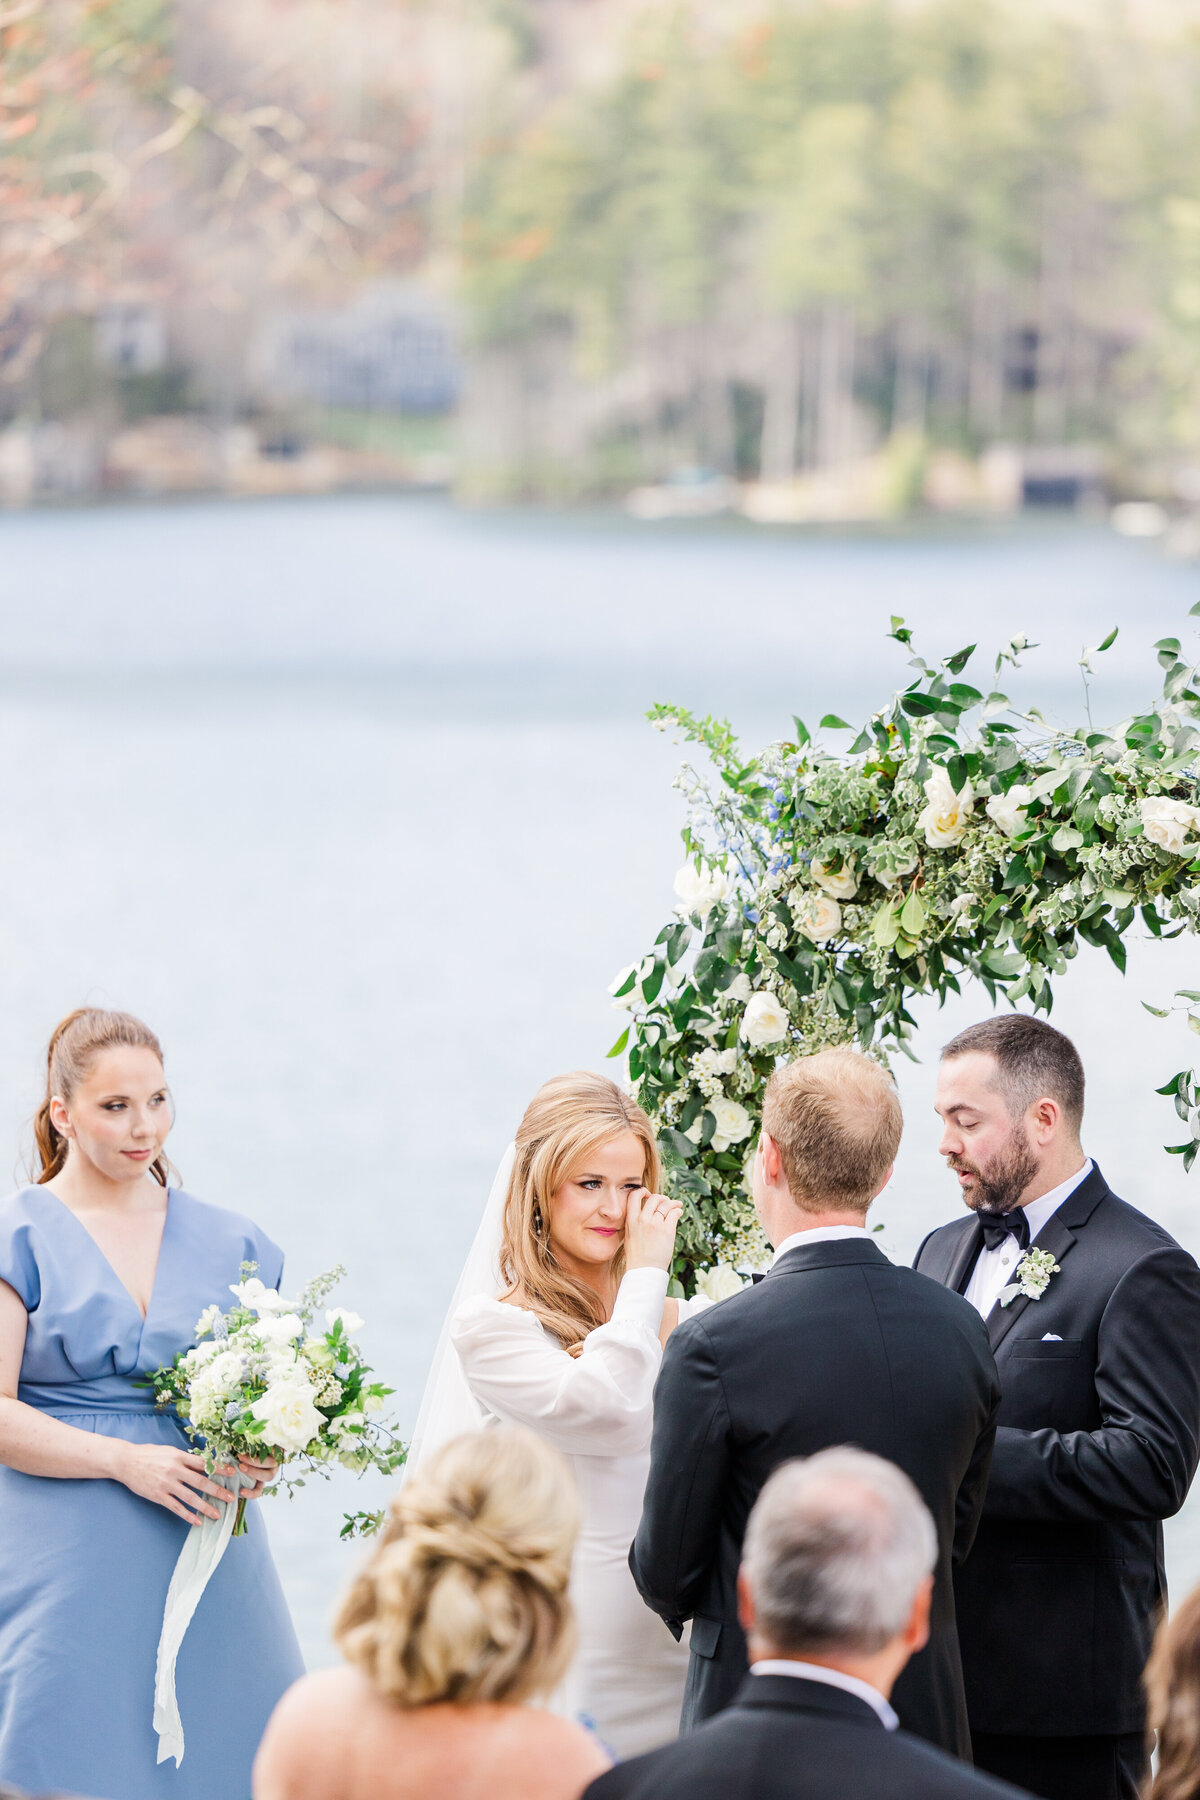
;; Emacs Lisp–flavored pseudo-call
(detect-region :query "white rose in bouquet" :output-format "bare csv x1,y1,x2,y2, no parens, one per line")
793,893,843,943
254,1313,305,1346
709,1097,753,1152
985,784,1034,838
1140,796,1200,855
919,768,975,848
188,1350,245,1426
723,972,752,1004
811,859,858,900
250,1379,325,1455
146,1261,405,1766
228,1276,293,1316
674,861,729,918
696,1263,747,1302
325,1308,364,1334
741,990,790,1047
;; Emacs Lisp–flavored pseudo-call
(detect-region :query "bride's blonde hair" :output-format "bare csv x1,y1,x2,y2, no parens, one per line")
499,1070,662,1356
334,1427,577,1707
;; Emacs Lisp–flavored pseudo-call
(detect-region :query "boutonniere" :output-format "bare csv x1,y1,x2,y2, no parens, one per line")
998,1246,1061,1308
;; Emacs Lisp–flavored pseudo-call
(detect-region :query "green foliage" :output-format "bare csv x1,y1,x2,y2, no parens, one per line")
618,620,1200,1285
463,1,1200,460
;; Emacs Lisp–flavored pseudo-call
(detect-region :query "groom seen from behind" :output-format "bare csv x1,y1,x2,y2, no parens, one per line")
630,1049,1000,1760
916,1015,1200,1800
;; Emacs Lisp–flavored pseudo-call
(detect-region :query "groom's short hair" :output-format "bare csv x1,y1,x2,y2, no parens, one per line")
744,1447,937,1656
763,1048,901,1211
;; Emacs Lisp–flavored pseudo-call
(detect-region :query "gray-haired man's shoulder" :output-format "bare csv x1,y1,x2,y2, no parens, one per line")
581,1710,1035,1800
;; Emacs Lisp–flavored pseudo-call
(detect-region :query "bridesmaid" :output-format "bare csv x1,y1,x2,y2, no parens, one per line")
0,1008,304,1800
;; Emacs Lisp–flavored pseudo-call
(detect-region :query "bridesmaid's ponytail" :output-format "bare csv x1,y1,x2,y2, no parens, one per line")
32,1008,174,1187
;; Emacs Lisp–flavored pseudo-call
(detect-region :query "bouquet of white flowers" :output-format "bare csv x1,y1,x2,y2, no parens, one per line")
146,1260,403,1534
144,1261,404,1766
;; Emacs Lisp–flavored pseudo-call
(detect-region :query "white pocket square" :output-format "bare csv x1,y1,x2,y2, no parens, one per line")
1041,1333,1063,1341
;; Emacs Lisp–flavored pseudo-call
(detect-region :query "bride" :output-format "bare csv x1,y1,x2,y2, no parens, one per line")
410,1071,709,1759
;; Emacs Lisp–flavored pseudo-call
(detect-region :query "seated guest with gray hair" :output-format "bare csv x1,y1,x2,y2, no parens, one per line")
588,1449,1032,1800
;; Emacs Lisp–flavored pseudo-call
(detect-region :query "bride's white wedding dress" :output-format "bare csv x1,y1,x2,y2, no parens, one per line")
451,1264,709,1758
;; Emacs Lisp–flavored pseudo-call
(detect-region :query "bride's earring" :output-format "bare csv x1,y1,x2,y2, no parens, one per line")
532,1202,544,1236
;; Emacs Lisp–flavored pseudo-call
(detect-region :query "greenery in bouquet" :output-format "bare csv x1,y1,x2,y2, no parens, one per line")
611,611,1200,1291
145,1262,405,1536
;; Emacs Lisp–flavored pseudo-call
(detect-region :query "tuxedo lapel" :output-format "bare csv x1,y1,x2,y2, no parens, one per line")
986,1164,1108,1352
945,1219,985,1296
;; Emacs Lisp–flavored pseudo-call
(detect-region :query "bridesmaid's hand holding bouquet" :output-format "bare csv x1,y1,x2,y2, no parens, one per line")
145,1261,405,1535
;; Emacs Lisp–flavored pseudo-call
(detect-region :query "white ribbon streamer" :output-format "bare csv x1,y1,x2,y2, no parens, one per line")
153,1468,249,1765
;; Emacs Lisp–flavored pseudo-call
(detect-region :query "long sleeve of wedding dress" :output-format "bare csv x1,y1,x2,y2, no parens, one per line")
449,1267,670,1457
451,1269,710,1760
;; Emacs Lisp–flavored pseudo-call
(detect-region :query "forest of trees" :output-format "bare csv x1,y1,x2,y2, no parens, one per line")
460,0,1200,500
0,0,458,423
5,0,1200,506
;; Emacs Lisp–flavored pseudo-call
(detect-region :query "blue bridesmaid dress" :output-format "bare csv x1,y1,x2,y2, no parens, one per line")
0,1185,305,1800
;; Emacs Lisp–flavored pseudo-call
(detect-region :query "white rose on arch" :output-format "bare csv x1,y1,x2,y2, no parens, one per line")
740,990,790,1047
709,1097,754,1152
696,1263,747,1302
874,846,920,888
985,784,1034,838
609,955,655,1010
1140,795,1200,856
811,858,858,900
793,892,843,943
919,767,975,848
674,861,729,919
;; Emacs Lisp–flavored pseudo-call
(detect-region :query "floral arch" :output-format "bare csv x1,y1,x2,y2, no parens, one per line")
609,615,1200,1287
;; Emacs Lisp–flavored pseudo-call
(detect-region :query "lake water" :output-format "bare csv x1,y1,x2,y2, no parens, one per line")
1,494,1199,1665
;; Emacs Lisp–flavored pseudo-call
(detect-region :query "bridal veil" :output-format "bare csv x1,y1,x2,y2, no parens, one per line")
404,1143,515,1477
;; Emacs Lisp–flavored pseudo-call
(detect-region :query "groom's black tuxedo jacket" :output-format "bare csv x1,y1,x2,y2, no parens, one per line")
584,1675,1033,1800
629,1238,1000,1760
914,1163,1200,1738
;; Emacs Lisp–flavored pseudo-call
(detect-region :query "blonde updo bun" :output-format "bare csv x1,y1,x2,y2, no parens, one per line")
334,1427,578,1708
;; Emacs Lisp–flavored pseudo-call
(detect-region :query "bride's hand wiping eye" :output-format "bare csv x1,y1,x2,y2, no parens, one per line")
623,1188,683,1272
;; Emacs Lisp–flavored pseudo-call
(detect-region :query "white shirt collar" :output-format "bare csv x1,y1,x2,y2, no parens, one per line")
750,1658,898,1730
1018,1158,1093,1240
962,1157,1093,1322
772,1224,873,1264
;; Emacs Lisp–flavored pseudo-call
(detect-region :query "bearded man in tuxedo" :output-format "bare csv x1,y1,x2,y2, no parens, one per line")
631,1048,1000,1759
915,1014,1200,1800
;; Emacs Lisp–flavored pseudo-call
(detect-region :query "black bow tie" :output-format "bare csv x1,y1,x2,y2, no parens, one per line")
977,1208,1030,1254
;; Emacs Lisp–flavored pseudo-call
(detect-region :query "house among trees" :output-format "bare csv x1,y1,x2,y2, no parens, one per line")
253,285,459,417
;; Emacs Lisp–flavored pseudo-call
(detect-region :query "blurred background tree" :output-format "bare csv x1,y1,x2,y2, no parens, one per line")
458,0,1200,501
5,0,1200,504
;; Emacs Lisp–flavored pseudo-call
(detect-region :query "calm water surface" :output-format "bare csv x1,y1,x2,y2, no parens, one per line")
0,496,1198,1664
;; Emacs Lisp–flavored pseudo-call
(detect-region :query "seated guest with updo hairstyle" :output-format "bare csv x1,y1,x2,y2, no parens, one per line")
1145,1584,1200,1800
253,1426,610,1800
